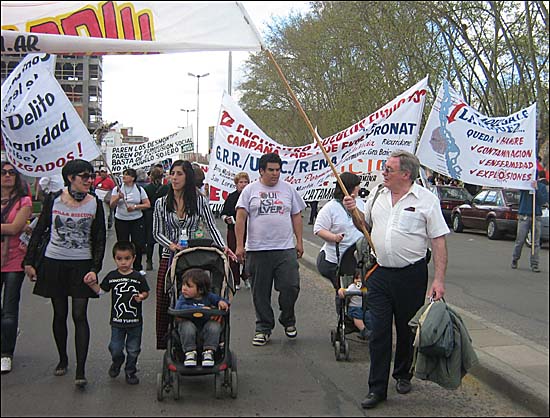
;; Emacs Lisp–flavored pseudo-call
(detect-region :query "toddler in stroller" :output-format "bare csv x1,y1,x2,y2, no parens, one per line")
330,237,376,361
156,239,238,401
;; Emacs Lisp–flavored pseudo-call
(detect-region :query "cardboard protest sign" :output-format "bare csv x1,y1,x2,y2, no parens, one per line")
416,80,537,190
106,127,193,173
206,77,428,207
1,53,100,176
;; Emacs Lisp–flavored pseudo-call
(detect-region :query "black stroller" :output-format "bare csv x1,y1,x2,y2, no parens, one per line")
330,237,376,361
157,239,238,401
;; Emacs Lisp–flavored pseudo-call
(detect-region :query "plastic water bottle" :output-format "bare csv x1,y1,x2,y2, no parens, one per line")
179,229,189,248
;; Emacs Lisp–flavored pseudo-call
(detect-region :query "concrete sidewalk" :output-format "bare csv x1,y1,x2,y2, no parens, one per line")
299,238,549,417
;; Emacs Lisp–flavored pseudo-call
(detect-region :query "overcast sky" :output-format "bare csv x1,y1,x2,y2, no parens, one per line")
102,1,311,153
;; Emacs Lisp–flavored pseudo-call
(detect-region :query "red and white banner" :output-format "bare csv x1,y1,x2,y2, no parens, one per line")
1,53,100,176
206,77,428,211
416,80,537,190
1,1,262,55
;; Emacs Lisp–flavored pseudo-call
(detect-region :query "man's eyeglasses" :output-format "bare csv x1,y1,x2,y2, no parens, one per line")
382,167,403,174
76,172,92,181
1,169,17,176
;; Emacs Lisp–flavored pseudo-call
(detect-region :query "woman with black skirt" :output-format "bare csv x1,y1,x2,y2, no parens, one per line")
23,159,106,388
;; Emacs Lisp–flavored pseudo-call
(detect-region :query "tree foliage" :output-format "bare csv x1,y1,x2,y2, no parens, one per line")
237,1,549,160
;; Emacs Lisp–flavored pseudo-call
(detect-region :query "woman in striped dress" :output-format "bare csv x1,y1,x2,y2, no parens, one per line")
153,160,235,349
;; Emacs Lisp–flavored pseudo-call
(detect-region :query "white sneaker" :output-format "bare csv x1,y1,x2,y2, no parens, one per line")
252,332,270,346
202,350,215,367
244,280,251,289
1,357,12,374
235,285,241,291
184,351,197,367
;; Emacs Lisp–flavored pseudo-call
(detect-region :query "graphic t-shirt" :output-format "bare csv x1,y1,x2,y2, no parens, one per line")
45,196,97,260
100,270,150,328
236,180,306,251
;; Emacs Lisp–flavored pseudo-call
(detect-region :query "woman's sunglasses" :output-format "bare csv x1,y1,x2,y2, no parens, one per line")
75,172,92,181
1,169,17,176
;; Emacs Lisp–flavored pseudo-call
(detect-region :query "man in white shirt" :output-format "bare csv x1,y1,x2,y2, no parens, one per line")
235,153,306,347
343,150,449,409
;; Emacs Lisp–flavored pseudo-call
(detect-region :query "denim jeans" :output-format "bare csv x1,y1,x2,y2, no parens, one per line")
109,325,142,375
1,271,25,357
512,215,541,268
178,319,222,352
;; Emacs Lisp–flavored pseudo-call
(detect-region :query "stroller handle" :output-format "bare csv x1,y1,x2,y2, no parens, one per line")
168,307,229,319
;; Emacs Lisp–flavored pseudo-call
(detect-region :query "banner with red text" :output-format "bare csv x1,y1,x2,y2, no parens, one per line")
1,1,262,55
206,77,428,210
415,80,537,190
1,53,100,177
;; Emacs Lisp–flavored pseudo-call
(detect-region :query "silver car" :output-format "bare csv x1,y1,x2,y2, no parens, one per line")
526,205,549,247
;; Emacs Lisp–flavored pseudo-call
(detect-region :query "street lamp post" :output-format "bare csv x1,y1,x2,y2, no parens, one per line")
188,72,210,155
180,108,196,127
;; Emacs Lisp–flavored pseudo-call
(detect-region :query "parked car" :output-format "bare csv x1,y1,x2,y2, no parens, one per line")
451,188,520,240
429,185,473,224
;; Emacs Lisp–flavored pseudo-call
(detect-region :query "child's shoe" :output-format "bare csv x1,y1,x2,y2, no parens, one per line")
202,350,215,367
184,351,197,367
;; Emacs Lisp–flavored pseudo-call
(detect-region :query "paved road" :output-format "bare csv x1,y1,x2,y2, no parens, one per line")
0,222,540,416
301,208,550,348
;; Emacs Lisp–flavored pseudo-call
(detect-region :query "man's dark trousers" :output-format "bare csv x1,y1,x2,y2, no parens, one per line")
366,260,428,397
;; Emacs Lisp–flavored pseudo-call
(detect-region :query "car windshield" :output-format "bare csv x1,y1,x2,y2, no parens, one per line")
439,187,472,201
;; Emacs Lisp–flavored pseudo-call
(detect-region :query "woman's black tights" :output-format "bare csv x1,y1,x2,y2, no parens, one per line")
51,297,89,378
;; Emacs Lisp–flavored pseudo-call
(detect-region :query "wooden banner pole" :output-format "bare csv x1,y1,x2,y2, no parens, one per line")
265,49,375,252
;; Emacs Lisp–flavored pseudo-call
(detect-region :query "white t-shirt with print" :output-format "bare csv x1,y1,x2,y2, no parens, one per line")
236,180,306,251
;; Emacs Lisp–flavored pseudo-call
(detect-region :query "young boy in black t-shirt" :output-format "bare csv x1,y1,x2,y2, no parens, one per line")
84,241,149,384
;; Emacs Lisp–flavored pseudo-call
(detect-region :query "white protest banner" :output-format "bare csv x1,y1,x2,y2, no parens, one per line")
1,53,100,177
1,2,262,55
416,80,537,190
106,127,194,173
206,77,428,208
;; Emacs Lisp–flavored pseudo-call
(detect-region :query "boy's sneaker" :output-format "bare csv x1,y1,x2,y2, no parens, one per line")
108,363,121,378
511,260,518,269
252,332,270,346
202,350,215,367
184,351,197,367
244,280,251,289
532,266,541,273
125,373,139,385
1,357,12,374
235,285,241,291
285,326,298,339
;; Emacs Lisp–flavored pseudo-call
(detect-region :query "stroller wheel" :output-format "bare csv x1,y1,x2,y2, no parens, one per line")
344,340,351,361
171,371,180,400
230,370,238,399
214,372,223,399
330,330,336,345
156,373,165,401
334,341,343,361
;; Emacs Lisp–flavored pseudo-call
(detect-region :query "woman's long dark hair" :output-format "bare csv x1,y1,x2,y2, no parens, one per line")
166,160,197,216
1,161,28,201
